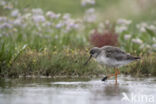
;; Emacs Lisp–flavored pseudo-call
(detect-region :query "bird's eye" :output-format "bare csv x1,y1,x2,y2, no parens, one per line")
90,50,95,54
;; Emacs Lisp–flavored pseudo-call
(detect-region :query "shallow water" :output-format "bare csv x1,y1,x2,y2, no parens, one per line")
0,75,156,104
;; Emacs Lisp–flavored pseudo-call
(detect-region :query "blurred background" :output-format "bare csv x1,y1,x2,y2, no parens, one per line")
1,1,156,104
1,0,156,22
0,0,156,77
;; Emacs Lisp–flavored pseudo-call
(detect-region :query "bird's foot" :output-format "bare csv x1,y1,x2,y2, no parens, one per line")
102,76,108,81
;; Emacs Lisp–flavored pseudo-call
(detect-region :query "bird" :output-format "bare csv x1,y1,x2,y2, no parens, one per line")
84,46,140,84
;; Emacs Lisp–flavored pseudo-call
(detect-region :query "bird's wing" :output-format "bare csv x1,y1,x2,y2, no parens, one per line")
103,46,136,61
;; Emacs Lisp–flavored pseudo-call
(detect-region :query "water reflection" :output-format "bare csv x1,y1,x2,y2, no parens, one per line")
0,76,156,104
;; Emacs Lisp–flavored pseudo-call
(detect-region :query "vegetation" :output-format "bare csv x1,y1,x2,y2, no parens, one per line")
0,0,156,78
3,48,105,77
120,53,156,77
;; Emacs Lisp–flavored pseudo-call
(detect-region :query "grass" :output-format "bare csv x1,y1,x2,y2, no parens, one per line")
1,47,156,78
1,48,105,78
10,0,120,17
0,0,156,78
1,0,156,22
119,53,156,77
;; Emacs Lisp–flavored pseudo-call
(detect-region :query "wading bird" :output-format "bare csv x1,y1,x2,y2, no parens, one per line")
84,46,140,84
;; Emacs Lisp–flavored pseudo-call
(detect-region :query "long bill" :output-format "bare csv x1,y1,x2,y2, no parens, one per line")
84,55,92,65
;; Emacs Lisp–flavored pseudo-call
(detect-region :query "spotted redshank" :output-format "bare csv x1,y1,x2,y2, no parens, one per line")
84,46,140,84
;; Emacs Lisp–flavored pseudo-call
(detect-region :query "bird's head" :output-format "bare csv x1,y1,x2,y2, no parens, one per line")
89,47,100,58
84,47,100,65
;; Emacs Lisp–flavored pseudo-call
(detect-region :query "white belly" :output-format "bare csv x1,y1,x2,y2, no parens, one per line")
95,56,131,67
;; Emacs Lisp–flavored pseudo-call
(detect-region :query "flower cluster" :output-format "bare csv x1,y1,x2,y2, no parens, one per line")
81,0,96,6
115,19,132,33
84,8,97,23
0,0,13,10
0,8,85,39
0,0,156,55
136,23,156,33
116,19,156,53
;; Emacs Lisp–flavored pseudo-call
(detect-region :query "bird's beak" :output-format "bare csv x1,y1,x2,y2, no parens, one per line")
84,55,92,65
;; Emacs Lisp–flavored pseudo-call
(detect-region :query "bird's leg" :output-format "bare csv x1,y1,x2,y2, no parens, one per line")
117,69,120,74
102,69,116,81
101,67,109,81
115,68,118,84
102,68,120,82
102,73,114,81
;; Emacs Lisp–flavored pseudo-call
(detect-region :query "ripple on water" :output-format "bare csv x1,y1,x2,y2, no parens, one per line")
0,76,156,104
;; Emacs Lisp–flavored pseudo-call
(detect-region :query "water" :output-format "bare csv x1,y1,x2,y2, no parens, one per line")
0,75,156,104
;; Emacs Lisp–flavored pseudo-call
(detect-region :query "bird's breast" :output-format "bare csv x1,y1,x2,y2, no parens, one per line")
95,56,109,65
95,55,132,67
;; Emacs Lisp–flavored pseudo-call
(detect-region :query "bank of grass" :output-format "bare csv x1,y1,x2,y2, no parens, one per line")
1,45,156,78
0,0,156,78
0,48,105,78
120,53,156,77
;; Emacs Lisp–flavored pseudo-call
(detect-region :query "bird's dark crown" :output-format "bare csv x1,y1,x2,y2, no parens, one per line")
90,49,95,55
89,47,100,55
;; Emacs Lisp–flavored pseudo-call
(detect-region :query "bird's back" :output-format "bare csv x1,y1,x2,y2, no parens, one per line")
101,46,139,61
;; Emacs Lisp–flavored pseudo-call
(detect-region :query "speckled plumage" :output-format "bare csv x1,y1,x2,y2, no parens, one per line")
84,46,140,82
90,46,140,68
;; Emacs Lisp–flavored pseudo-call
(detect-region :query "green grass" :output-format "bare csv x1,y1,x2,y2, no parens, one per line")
2,48,105,78
0,0,156,78
2,0,155,22
1,47,156,78
119,53,156,77
10,0,120,16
